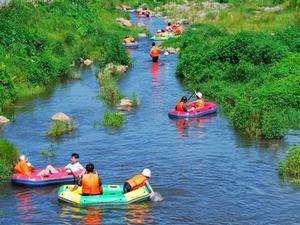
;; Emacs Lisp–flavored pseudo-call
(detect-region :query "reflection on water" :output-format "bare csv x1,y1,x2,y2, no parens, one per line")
16,190,33,222
172,115,216,139
124,203,153,225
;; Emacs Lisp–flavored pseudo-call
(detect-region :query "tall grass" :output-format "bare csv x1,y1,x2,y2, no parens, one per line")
102,111,125,127
46,121,75,137
0,139,19,181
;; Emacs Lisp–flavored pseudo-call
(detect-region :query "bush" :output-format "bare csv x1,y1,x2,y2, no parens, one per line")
102,111,125,127
279,146,300,185
46,121,75,137
175,23,300,139
0,139,19,181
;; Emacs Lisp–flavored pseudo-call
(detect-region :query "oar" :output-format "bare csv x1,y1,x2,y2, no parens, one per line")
187,92,195,102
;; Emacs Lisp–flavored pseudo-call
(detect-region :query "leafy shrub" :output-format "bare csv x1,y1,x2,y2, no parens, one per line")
46,121,75,137
102,111,125,127
279,146,300,184
0,139,19,181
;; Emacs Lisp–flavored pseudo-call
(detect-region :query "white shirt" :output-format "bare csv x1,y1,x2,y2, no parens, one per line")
65,162,84,172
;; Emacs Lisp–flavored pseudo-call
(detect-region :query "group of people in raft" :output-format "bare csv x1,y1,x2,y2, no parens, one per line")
123,21,185,63
14,153,155,197
175,92,205,112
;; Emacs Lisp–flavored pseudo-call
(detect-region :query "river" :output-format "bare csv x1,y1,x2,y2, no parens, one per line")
0,13,300,225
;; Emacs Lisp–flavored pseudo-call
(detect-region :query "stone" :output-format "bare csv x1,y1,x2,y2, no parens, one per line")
83,59,93,66
118,98,133,107
51,112,71,122
105,63,128,75
0,116,10,124
116,17,132,27
260,6,284,12
138,33,147,38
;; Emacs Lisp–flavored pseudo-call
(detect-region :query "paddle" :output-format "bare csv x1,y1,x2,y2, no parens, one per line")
187,91,195,102
150,192,163,202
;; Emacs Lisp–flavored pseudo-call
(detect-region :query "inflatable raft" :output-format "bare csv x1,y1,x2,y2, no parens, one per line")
151,34,175,41
11,167,82,186
57,184,150,205
124,42,139,48
168,102,218,119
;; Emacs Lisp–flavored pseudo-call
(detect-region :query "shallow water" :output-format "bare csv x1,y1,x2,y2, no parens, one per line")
1,14,300,225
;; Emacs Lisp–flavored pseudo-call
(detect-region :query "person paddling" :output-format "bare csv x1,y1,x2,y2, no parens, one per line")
77,163,102,196
150,42,160,62
123,168,155,198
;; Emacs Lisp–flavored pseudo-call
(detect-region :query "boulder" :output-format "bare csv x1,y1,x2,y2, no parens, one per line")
118,98,133,107
0,116,10,124
116,18,132,27
138,33,147,38
51,112,71,122
163,47,180,54
83,59,93,66
105,63,128,75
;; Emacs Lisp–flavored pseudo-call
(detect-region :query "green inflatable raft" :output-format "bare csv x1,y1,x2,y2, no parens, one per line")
57,184,151,205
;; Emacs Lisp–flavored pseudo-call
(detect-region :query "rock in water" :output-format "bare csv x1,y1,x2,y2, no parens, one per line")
138,33,147,38
0,116,10,124
51,112,71,122
83,59,93,66
116,18,132,27
118,98,133,107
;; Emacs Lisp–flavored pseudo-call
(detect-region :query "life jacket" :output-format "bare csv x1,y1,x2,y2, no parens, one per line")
82,173,102,195
175,101,186,112
172,24,178,29
137,11,143,16
155,32,162,37
193,98,204,108
14,161,32,176
150,46,159,57
125,174,147,191
176,26,184,34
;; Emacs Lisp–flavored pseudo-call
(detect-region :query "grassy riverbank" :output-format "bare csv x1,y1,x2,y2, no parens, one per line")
161,1,300,139
0,139,19,181
0,0,144,111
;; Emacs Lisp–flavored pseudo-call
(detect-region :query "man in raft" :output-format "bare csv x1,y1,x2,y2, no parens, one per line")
175,96,190,112
150,42,160,62
14,155,35,176
123,168,155,197
77,163,102,196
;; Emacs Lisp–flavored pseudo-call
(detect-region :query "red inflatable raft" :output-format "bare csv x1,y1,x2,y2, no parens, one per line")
168,102,218,119
11,167,82,186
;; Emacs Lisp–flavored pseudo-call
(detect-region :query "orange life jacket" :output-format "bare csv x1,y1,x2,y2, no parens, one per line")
155,33,162,37
176,26,184,34
175,101,186,112
137,11,143,16
14,161,32,176
193,98,204,108
82,173,102,195
150,46,159,57
172,24,178,29
125,174,147,191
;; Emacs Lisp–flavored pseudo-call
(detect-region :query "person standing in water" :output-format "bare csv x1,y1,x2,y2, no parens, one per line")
150,42,160,62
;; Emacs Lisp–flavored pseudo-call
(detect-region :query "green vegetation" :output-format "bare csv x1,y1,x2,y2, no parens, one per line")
98,68,122,106
130,92,140,108
173,22,300,139
279,145,300,185
0,139,19,181
0,0,144,111
102,111,125,127
40,144,56,159
46,121,75,137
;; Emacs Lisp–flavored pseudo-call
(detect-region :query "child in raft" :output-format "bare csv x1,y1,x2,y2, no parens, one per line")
123,168,155,198
123,35,136,44
14,153,84,177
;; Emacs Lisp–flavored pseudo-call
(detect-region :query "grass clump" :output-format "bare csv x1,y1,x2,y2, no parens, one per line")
46,121,75,137
279,145,300,185
131,92,140,108
0,139,19,181
102,111,125,127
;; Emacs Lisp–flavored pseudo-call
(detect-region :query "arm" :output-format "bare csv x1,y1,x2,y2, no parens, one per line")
182,104,188,112
144,180,154,194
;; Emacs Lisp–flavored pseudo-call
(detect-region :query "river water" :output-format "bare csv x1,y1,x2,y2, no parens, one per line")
1,13,300,225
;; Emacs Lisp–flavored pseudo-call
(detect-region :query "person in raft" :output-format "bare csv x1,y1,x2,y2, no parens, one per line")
175,96,193,112
123,168,155,196
77,163,102,196
14,155,35,176
192,92,205,109
150,42,160,62
123,35,136,44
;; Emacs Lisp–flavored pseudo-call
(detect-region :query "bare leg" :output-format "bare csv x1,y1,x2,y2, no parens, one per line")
46,165,59,174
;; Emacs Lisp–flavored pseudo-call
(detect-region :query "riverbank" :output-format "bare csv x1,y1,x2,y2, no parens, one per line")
0,0,145,111
160,1,300,139
0,139,19,181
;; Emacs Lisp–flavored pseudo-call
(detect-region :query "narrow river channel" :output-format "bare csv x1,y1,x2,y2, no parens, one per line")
1,13,300,225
